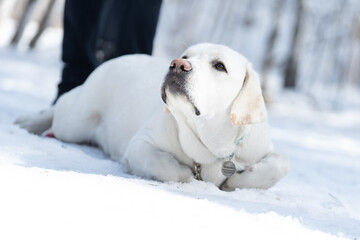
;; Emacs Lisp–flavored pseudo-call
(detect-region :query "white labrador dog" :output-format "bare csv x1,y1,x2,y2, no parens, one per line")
16,43,289,190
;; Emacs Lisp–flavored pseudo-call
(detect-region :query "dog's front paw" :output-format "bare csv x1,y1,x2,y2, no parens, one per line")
176,165,195,183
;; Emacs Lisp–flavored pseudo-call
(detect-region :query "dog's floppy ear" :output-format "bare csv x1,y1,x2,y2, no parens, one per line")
230,63,266,126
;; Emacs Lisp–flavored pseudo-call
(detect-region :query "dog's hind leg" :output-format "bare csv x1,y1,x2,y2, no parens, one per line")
14,108,54,135
50,86,104,144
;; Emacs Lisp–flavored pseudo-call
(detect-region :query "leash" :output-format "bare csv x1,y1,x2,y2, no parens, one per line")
192,135,246,189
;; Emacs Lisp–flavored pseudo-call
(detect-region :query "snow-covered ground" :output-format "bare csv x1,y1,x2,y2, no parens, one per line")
0,30,360,240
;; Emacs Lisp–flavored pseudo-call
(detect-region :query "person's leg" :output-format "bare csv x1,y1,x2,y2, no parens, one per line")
94,0,162,62
56,0,162,101
56,0,103,101
109,0,162,56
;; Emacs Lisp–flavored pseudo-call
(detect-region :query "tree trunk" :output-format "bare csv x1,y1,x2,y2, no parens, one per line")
261,0,285,94
283,0,304,88
29,0,56,49
10,0,36,46
349,9,360,86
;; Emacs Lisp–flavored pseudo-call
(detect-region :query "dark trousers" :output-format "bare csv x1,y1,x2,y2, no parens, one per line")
56,0,162,100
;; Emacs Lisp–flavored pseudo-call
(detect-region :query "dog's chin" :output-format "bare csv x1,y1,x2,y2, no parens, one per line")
162,88,201,117
162,73,201,116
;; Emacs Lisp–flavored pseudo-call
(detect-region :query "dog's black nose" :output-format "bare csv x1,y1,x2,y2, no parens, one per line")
169,59,192,73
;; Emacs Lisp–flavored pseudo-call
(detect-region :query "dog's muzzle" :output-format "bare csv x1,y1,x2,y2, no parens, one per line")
161,58,201,116
161,58,192,103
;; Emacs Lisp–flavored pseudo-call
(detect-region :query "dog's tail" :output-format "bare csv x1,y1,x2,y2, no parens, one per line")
14,108,54,135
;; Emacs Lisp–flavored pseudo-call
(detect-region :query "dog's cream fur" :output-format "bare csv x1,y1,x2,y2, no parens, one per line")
16,43,289,190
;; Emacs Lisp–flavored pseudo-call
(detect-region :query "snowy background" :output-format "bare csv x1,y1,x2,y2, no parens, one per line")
0,0,360,239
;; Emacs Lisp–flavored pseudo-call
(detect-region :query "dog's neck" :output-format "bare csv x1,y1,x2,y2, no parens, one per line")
173,108,248,164
194,113,248,158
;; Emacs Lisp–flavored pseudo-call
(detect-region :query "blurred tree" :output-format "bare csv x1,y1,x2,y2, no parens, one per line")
283,0,304,88
261,0,285,100
29,0,56,49
11,0,36,45
349,9,360,87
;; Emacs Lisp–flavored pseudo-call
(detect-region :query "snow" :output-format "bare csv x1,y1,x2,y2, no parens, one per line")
0,29,360,240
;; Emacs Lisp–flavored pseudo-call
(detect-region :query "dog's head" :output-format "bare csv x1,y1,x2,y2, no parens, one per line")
161,43,266,126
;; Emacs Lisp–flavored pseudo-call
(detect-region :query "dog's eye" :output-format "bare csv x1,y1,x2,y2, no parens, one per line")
181,56,188,59
214,61,227,73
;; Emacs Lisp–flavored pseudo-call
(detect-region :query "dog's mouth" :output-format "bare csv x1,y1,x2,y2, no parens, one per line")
161,72,201,116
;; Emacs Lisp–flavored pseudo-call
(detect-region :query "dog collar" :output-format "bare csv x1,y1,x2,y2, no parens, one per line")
192,135,245,182
193,163,202,180
218,134,246,190
216,135,244,162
